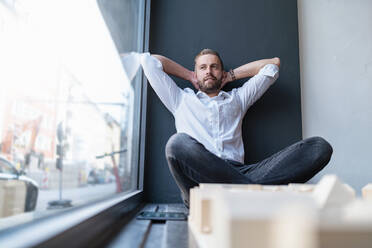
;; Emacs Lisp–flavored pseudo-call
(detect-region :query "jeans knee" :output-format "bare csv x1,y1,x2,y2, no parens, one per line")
165,133,193,159
308,136,333,161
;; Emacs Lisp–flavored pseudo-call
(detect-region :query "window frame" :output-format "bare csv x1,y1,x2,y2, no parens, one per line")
0,0,151,246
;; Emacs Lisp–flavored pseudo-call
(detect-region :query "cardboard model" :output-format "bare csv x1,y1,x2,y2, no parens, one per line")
188,174,372,248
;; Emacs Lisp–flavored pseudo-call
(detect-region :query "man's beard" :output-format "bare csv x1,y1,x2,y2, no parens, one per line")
197,76,222,94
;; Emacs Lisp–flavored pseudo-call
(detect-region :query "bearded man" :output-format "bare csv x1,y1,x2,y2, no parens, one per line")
139,49,332,207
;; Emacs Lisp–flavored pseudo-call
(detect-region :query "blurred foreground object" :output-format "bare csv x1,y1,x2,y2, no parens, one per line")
189,175,372,248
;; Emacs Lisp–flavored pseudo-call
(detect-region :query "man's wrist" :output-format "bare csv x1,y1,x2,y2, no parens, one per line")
229,69,236,81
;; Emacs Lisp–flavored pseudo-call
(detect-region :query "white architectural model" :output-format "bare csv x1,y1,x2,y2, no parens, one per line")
188,175,372,248
362,184,372,200
312,175,355,208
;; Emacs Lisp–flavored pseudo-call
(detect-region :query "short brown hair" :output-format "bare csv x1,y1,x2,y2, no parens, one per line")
194,48,224,70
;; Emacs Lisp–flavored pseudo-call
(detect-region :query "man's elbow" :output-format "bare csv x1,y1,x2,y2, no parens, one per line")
154,54,167,65
151,54,166,70
273,57,280,68
153,54,165,63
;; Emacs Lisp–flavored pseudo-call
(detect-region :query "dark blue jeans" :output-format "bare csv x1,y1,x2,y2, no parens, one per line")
165,133,333,206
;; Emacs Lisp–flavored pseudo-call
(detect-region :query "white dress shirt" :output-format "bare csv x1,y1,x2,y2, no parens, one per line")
139,52,279,163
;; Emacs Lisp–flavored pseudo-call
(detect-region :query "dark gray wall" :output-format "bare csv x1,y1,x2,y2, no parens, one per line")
145,0,302,203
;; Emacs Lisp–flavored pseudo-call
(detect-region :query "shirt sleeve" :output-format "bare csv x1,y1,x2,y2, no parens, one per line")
236,64,279,113
140,52,184,114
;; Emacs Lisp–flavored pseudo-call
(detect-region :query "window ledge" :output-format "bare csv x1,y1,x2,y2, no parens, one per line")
0,190,143,248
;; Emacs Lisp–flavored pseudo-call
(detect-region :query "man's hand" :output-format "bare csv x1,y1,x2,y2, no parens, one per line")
221,71,233,88
189,71,200,90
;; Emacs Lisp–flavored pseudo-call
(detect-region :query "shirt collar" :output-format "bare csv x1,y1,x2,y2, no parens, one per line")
196,90,230,100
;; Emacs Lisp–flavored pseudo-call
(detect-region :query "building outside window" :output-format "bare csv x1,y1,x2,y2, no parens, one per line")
0,0,146,229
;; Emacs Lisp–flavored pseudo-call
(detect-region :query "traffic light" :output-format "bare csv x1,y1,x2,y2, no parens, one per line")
57,122,63,143
56,122,64,170
56,157,63,170
56,144,63,157
56,144,63,170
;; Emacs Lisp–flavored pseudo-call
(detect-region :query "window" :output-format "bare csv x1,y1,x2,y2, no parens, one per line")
0,158,18,174
0,0,147,229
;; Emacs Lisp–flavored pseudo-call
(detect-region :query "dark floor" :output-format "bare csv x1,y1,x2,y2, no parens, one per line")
107,204,189,248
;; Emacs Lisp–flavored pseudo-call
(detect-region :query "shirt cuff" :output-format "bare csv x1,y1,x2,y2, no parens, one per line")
140,52,163,70
258,64,279,78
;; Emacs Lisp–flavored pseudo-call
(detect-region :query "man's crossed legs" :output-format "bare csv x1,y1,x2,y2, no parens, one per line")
165,133,333,207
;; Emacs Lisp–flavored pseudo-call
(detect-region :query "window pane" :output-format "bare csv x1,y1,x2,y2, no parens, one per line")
0,0,145,228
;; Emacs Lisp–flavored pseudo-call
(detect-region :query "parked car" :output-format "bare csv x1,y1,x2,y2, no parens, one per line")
87,169,106,185
0,156,39,212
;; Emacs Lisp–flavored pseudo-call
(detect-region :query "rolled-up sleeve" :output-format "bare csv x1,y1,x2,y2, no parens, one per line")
140,53,183,114
236,64,279,113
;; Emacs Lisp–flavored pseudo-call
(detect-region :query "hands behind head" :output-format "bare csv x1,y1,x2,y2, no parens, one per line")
190,71,200,90
221,71,233,88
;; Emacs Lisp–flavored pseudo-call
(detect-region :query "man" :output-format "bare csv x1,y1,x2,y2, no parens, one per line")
139,49,332,207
